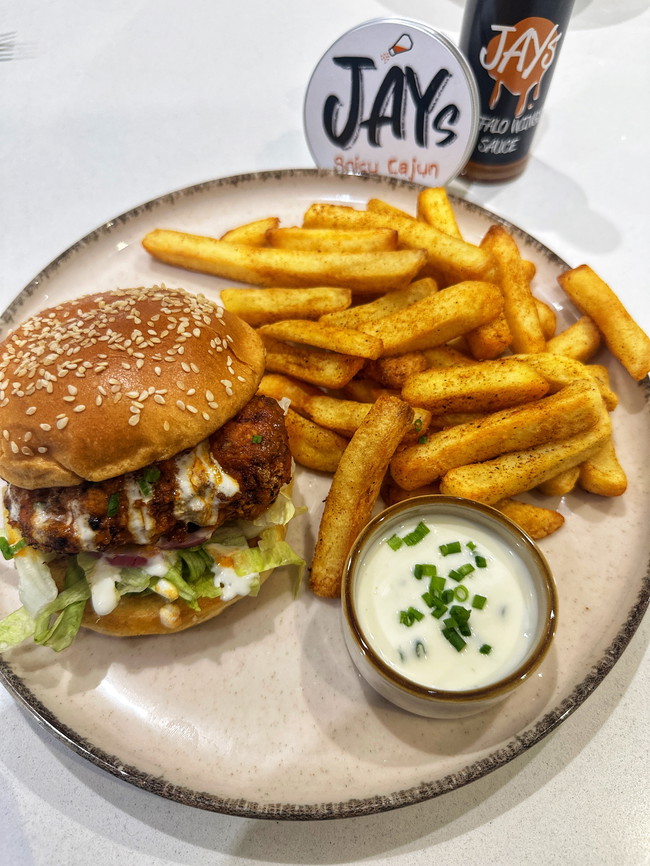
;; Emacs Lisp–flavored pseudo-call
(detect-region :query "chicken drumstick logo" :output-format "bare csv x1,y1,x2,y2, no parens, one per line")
479,17,562,118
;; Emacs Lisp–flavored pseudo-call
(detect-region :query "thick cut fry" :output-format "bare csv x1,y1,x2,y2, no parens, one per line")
261,334,365,389
341,379,393,403
557,265,650,380
481,224,546,353
511,352,592,391
391,379,602,489
360,280,504,356
465,312,513,360
381,476,441,506
586,364,619,411
256,373,321,415
142,229,426,292
537,466,580,496
310,394,414,598
304,395,372,436
304,394,430,442
421,345,478,368
546,315,602,362
303,202,495,285
363,352,428,388
220,286,351,326
266,226,398,252
427,411,488,429
258,320,383,360
401,358,549,414
416,188,462,238
284,409,347,473
495,499,565,539
439,407,611,504
319,278,438,328
536,299,557,340
578,436,627,496
221,217,279,246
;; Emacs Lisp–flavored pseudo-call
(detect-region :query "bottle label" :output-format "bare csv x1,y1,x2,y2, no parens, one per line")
461,8,571,168
304,18,480,187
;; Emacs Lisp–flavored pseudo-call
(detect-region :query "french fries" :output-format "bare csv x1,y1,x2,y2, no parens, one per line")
400,358,549,414
481,224,547,354
310,394,414,598
260,334,365,389
439,406,611,504
258,320,383,359
558,264,650,380
139,188,648,584
359,280,504,355
221,217,279,246
142,229,426,292
220,286,351,326
284,409,347,473
391,380,603,489
267,226,398,252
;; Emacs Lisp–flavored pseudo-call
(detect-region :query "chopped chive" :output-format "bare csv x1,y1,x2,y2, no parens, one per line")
414,563,436,580
467,541,477,551
475,555,487,568
431,604,448,619
454,585,469,602
414,639,426,658
251,434,263,444
107,493,120,517
138,478,151,497
441,589,455,604
399,606,424,626
418,434,428,444
0,537,26,560
479,644,492,655
143,466,161,483
421,591,436,608
429,574,446,595
386,534,403,551
443,628,467,652
439,541,461,556
413,417,423,433
449,563,475,581
402,521,430,546
472,594,487,610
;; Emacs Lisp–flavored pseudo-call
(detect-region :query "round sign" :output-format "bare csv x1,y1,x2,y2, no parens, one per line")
304,18,479,187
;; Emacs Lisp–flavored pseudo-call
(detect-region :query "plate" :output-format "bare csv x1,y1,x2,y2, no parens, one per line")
0,169,648,820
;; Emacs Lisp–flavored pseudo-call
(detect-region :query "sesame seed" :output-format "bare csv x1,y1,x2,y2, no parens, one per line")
63,395,76,402
73,404,86,413
21,446,33,456
67,385,77,395
181,362,190,373
128,414,140,426
24,432,32,442
127,391,139,399
163,420,170,431
206,390,214,402
208,401,218,410
96,396,103,406
40,423,52,432
10,441,19,454
37,446,48,454
176,400,185,411
56,417,69,430
154,366,162,376
154,395,165,404
186,405,197,414
129,406,140,414
190,363,199,374
1,430,8,440
186,388,196,396
25,406,37,415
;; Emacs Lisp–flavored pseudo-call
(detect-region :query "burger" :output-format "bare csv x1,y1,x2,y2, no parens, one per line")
0,286,302,651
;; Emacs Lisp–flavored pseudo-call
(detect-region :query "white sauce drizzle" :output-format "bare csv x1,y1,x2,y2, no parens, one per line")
173,441,239,526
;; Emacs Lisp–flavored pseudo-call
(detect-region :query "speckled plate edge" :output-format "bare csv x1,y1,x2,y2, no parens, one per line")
0,168,648,821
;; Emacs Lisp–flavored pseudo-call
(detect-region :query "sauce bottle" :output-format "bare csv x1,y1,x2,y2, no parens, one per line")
459,0,575,182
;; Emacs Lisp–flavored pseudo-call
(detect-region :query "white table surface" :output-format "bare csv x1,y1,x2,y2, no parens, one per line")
1,1,648,863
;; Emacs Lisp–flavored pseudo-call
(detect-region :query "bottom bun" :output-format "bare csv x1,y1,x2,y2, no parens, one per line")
80,569,276,637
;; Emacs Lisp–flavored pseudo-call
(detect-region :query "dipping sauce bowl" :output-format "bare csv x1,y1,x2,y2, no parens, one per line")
341,495,557,718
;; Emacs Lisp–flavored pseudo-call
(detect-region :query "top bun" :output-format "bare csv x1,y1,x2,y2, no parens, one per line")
0,286,265,489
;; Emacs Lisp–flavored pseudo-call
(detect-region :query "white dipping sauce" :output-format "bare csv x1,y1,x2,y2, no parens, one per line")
355,513,539,691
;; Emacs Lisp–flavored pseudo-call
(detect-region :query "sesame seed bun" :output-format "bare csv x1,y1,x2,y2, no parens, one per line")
0,286,266,489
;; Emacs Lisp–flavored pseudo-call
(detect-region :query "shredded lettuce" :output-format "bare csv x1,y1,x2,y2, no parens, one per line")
0,606,36,651
0,482,304,652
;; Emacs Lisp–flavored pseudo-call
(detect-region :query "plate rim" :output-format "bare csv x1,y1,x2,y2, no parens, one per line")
0,168,648,820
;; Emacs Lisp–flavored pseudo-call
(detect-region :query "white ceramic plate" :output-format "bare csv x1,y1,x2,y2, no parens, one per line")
0,170,648,820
